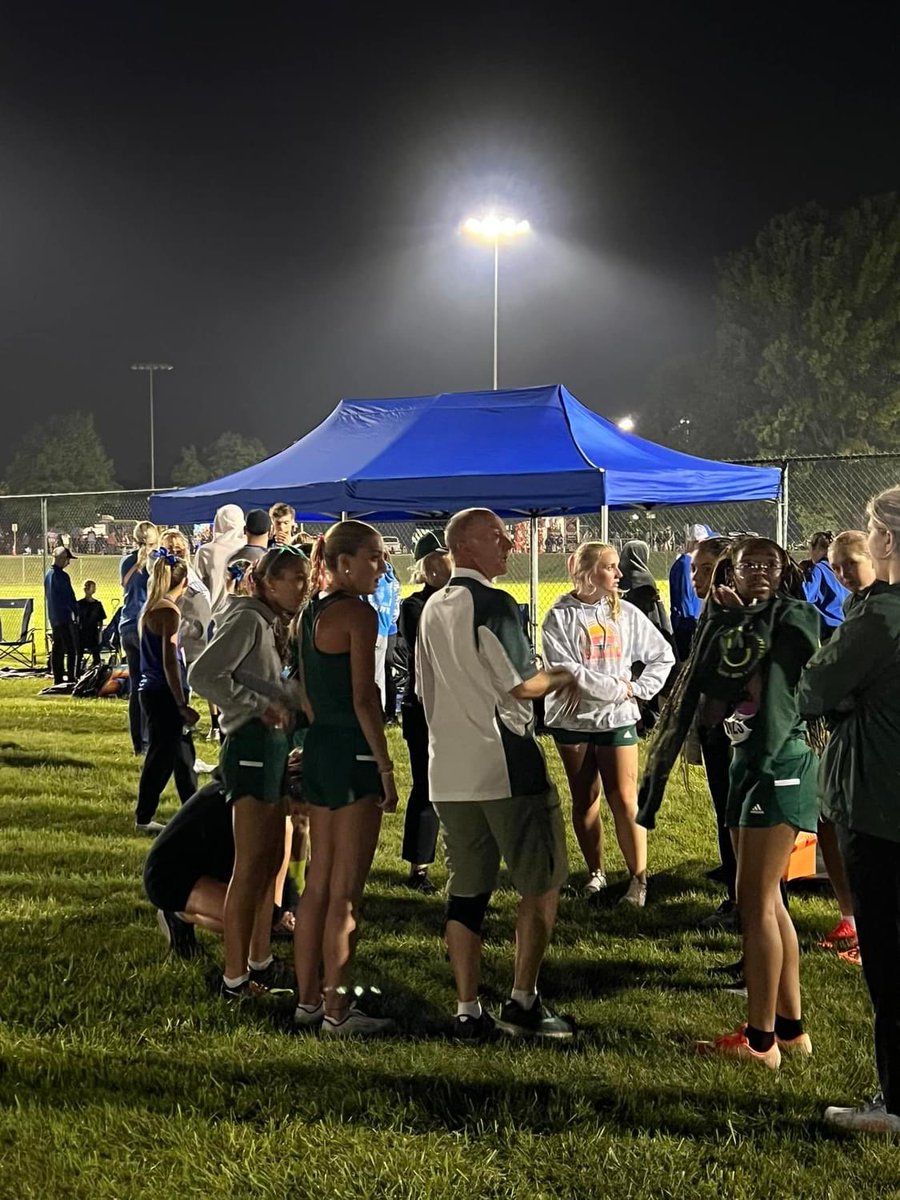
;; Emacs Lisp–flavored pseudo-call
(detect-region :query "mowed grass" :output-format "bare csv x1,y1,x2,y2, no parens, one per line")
0,682,893,1199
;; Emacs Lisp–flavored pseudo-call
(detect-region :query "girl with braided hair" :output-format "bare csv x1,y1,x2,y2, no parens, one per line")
640,537,820,1068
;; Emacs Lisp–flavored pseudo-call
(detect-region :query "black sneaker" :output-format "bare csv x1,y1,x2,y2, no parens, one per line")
249,959,296,995
156,909,199,959
707,958,744,979
405,869,437,896
451,1009,496,1044
494,995,576,1041
700,899,741,933
219,977,272,1002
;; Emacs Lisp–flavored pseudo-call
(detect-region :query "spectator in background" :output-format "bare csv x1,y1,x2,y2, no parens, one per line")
158,529,212,669
802,531,850,640
75,580,106,677
382,555,402,719
369,553,400,712
45,545,79,685
619,539,673,641
398,531,451,893
120,522,159,754
228,509,271,566
194,504,245,616
669,524,712,659
268,502,296,546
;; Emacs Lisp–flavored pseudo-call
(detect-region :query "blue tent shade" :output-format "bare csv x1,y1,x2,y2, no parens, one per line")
151,384,781,524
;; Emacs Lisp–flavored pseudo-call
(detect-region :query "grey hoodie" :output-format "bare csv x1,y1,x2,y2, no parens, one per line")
194,504,245,616
188,596,300,734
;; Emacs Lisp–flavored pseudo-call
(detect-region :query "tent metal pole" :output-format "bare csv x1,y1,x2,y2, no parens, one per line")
529,514,538,642
493,238,499,390
777,460,789,547
600,503,609,544
340,511,348,522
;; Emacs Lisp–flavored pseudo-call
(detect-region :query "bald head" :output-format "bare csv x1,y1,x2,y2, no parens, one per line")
445,508,513,580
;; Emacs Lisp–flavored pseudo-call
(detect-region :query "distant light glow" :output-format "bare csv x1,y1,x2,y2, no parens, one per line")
462,212,531,242
617,415,635,432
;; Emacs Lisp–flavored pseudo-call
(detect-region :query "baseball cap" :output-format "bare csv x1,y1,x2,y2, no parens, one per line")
245,509,270,536
414,531,448,561
53,545,76,561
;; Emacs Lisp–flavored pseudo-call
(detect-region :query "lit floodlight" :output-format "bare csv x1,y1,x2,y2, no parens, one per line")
617,416,635,432
461,212,532,242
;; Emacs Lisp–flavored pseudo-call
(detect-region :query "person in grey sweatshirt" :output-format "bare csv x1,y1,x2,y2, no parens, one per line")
542,541,674,907
188,545,311,1000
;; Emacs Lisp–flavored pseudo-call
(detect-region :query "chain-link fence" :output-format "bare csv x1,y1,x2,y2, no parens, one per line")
2,454,898,665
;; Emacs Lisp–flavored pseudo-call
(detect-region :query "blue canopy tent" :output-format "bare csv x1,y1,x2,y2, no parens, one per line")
152,384,780,524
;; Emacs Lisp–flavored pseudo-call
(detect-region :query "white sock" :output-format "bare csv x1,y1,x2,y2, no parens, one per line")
841,914,856,929
296,1000,323,1013
248,956,273,971
456,999,482,1019
223,972,249,989
511,989,537,1010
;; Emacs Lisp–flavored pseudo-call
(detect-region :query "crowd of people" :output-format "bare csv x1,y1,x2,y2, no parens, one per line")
90,490,900,1133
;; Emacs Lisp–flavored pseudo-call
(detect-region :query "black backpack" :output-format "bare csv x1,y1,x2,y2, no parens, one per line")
72,663,114,698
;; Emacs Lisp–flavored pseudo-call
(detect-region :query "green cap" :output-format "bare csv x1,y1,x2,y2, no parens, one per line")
413,531,448,561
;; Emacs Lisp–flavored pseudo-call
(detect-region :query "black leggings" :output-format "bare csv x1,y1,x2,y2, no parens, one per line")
136,688,197,825
699,724,737,902
400,700,439,866
122,627,146,755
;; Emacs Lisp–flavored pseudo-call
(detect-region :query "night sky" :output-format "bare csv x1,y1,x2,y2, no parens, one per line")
2,2,899,487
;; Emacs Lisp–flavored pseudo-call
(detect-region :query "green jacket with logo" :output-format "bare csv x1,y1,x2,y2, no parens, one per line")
798,583,900,842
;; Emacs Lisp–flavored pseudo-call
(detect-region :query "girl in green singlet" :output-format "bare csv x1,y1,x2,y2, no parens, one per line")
293,521,399,1038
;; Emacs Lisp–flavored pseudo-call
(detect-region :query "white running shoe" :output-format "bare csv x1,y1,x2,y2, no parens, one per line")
293,1000,325,1029
320,1006,395,1038
582,870,608,898
193,757,217,774
619,874,648,907
135,820,166,836
824,1101,900,1133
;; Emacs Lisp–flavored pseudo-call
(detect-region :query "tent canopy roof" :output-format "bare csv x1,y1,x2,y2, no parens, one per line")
151,384,780,523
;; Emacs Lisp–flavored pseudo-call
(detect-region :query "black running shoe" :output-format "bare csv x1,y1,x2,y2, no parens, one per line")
405,869,437,895
494,995,576,1041
249,959,296,994
156,909,199,959
451,1010,496,1044
707,958,744,979
219,978,272,1002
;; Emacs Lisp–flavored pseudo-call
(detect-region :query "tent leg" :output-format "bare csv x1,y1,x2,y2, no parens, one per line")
529,515,538,646
340,511,348,522
600,503,609,544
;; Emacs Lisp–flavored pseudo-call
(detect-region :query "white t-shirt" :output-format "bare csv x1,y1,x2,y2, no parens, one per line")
416,567,549,802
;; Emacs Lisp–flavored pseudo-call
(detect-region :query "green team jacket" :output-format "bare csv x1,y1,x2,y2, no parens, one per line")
798,582,900,842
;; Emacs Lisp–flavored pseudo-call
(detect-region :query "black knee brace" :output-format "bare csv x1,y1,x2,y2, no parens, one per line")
446,892,491,936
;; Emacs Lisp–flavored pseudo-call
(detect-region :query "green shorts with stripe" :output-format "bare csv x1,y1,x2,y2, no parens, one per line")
302,724,383,811
726,739,819,833
549,725,638,748
221,719,291,805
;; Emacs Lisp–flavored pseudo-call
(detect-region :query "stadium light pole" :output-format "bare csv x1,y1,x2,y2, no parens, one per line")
462,214,531,389
130,362,173,491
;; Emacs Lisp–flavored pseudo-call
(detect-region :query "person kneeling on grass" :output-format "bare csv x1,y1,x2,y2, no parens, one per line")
189,546,311,1002
143,767,304,979
541,541,675,907
416,508,582,1043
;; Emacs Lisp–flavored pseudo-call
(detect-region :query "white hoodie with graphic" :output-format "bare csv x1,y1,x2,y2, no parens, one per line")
541,593,675,734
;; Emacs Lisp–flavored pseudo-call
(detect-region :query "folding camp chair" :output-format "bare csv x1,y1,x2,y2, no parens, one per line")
0,598,37,668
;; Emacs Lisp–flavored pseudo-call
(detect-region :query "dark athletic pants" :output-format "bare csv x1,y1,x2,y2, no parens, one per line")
838,825,900,1114
699,723,737,902
122,627,146,754
383,633,398,720
50,621,78,685
400,700,439,866
136,688,197,825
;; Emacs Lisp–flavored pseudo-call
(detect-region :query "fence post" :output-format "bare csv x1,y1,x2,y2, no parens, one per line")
40,495,49,657
779,459,790,548
529,513,538,640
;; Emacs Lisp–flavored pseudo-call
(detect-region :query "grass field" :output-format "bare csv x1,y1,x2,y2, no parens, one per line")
0,681,895,1198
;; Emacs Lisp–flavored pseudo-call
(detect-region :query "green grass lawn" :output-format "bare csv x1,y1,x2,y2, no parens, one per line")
0,681,893,1199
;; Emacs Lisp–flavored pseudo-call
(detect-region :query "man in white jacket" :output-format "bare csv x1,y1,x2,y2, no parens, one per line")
542,542,675,906
194,504,245,617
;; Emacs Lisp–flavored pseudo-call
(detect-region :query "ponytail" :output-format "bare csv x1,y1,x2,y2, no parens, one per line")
140,548,187,630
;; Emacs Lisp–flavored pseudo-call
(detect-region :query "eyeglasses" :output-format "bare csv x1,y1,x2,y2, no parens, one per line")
735,560,781,575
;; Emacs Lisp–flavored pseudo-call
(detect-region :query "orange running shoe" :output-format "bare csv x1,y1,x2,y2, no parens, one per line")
818,918,858,951
696,1027,781,1070
776,1031,813,1057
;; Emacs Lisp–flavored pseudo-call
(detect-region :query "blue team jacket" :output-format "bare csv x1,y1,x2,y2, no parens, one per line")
668,553,701,627
45,566,78,627
370,561,401,637
803,560,849,630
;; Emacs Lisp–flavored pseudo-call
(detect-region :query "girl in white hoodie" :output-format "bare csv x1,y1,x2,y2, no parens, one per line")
542,542,675,906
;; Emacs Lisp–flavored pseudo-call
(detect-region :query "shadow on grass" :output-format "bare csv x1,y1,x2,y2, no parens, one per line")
0,751,93,770
0,1044,831,1142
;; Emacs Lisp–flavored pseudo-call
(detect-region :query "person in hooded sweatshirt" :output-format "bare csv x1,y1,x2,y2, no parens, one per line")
619,539,672,639
189,545,311,1001
194,504,245,617
542,541,675,906
801,531,850,641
